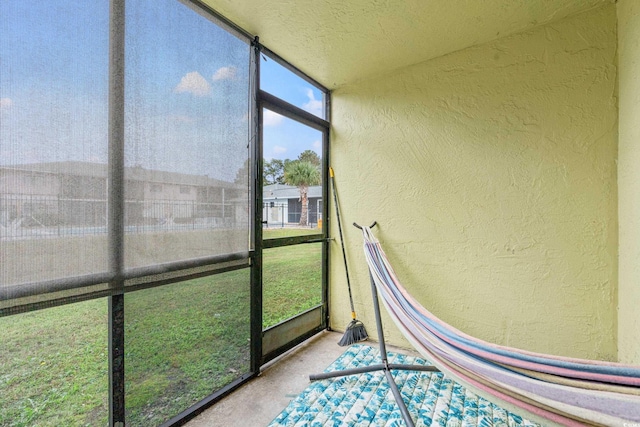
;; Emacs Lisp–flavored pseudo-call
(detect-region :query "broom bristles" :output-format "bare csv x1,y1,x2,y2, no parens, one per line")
338,319,368,347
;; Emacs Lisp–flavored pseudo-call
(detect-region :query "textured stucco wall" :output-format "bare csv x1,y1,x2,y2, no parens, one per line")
617,0,640,365
329,6,618,360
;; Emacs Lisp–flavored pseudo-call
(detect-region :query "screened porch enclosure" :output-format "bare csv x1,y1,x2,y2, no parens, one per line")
3,0,639,426
0,0,328,426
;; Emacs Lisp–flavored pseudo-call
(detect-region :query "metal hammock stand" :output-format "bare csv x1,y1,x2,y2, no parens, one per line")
309,221,440,427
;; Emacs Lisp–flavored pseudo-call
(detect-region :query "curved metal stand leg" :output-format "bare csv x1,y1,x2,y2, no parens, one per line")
309,268,440,427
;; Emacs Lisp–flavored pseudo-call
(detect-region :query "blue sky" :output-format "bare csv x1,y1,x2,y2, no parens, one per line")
0,0,324,182
0,1,110,167
260,57,324,163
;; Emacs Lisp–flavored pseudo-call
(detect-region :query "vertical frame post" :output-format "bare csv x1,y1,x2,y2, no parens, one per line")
108,0,126,425
249,37,263,374
321,93,331,330
109,295,125,427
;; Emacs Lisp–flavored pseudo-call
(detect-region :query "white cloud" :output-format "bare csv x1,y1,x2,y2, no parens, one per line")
302,89,323,116
273,145,287,154
313,140,322,151
263,110,284,126
212,66,237,81
0,98,13,109
174,71,211,97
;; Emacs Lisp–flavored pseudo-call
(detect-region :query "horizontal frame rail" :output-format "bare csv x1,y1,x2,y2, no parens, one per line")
1,251,251,302
259,90,330,132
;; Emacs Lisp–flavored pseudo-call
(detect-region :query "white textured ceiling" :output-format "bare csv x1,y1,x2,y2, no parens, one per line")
202,0,611,89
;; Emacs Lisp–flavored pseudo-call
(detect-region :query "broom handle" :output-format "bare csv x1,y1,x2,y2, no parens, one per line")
330,167,357,319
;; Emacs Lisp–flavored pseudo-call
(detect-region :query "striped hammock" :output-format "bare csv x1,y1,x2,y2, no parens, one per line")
360,226,640,427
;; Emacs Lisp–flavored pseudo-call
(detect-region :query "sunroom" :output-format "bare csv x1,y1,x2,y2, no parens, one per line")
1,0,639,426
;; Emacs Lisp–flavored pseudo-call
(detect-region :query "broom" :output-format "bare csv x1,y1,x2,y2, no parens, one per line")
329,167,368,346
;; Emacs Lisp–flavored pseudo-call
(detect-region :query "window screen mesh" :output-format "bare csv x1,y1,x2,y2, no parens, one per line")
0,1,111,309
0,298,109,425
125,270,250,425
124,0,251,271
1,0,251,312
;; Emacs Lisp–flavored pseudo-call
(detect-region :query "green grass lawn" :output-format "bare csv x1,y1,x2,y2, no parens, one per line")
124,270,251,426
262,227,320,239
0,231,322,427
263,242,322,328
0,299,108,427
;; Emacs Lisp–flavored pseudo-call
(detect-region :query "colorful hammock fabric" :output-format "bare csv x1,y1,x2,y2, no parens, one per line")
360,226,640,427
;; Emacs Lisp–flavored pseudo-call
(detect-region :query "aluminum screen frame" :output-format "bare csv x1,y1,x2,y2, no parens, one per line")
0,0,253,315
0,1,331,426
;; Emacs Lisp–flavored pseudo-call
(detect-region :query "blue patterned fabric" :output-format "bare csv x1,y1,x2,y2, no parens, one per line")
268,344,540,427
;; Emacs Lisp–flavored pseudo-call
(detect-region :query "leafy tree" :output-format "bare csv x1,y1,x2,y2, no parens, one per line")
284,160,321,226
298,150,321,168
264,159,285,185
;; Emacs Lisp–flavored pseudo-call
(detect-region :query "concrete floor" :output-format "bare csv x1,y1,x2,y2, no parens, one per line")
184,331,347,427
185,330,421,427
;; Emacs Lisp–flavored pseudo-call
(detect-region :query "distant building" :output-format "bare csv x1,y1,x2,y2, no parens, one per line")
263,183,322,227
0,161,246,231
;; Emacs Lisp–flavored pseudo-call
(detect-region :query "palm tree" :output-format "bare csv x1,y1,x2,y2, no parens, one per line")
284,161,321,226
